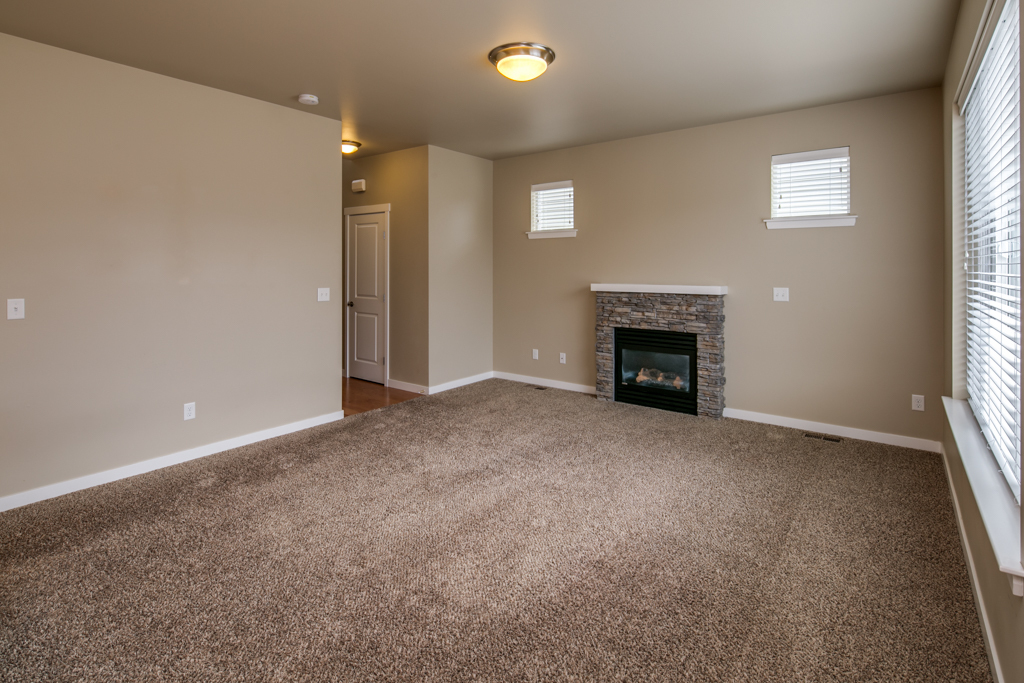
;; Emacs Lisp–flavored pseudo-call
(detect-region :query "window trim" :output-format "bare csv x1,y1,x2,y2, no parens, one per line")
531,179,573,192
771,146,849,165
765,146,856,229
954,0,1011,113
764,215,858,230
528,179,576,238
526,228,577,239
944,398,1024,596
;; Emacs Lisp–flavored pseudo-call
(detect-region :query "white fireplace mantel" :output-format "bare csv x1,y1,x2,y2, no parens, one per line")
590,284,728,295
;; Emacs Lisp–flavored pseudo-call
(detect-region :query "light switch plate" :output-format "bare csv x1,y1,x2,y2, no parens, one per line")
773,287,789,302
532,349,539,360
7,299,25,319
559,352,566,364
317,288,330,302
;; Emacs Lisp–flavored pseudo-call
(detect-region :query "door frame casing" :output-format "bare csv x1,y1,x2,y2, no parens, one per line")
343,204,390,386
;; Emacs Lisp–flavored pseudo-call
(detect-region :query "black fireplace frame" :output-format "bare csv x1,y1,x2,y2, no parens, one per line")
614,327,698,415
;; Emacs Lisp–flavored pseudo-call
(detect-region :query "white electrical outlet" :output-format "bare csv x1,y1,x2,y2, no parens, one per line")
317,288,330,302
912,395,925,412
7,298,25,320
773,287,789,302
184,402,196,420
559,352,566,364
532,349,539,360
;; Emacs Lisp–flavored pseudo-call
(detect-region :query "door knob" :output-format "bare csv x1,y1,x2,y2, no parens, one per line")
347,301,354,307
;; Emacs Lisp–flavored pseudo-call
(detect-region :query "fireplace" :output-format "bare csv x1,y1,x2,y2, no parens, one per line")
615,328,698,414
593,285,726,418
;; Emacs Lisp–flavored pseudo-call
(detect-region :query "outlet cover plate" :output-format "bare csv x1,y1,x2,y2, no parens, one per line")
912,395,925,411
184,402,196,420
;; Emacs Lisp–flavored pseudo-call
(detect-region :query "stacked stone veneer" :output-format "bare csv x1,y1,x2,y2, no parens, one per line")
595,293,725,418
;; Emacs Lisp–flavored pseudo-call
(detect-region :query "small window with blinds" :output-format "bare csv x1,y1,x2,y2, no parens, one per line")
764,147,857,229
528,180,577,239
963,0,1021,503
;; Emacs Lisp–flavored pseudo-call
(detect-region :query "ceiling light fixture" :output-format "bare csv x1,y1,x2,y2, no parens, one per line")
341,140,361,154
297,94,319,105
488,43,555,82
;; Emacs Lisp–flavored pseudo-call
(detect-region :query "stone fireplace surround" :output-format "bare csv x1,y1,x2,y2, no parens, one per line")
592,285,726,418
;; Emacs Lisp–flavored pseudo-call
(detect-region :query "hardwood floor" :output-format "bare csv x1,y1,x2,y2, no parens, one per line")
343,377,422,416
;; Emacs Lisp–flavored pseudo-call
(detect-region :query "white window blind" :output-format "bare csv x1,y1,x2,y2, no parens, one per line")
531,180,573,231
770,147,850,218
964,0,1021,502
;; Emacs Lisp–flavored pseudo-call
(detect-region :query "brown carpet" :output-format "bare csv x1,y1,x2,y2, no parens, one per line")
0,379,992,682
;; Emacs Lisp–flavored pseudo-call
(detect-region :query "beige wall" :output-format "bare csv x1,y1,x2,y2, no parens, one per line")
494,88,945,441
427,146,493,386
942,2,1024,681
0,33,343,499
343,147,429,387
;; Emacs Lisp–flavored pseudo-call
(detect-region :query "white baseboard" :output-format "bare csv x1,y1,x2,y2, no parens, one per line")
429,371,495,394
386,378,428,394
722,407,942,452
493,371,597,395
0,410,345,513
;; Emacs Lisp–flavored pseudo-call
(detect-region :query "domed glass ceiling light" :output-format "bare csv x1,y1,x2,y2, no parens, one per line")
341,141,361,154
488,43,556,82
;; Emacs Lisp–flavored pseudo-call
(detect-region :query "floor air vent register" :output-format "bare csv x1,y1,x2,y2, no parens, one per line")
804,432,842,443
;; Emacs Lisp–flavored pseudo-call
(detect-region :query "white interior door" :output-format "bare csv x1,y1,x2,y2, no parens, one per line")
346,210,388,384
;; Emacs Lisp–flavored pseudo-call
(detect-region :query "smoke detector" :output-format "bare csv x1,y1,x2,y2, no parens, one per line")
297,94,319,106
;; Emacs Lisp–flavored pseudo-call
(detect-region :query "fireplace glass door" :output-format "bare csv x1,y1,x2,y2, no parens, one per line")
614,328,698,414
621,349,690,392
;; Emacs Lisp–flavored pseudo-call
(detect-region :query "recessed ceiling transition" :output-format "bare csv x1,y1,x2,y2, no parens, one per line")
0,0,960,160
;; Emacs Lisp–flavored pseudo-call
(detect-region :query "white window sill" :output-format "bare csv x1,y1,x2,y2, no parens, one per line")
764,215,858,229
943,397,1023,596
526,229,577,239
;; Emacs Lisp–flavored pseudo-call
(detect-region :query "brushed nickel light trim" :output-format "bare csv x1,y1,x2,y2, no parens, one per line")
488,42,556,81
341,140,361,154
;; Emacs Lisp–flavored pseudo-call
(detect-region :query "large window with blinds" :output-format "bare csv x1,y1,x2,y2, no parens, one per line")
529,180,576,238
964,0,1021,503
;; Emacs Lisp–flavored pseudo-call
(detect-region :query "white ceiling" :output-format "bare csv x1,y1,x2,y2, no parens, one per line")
0,0,961,159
